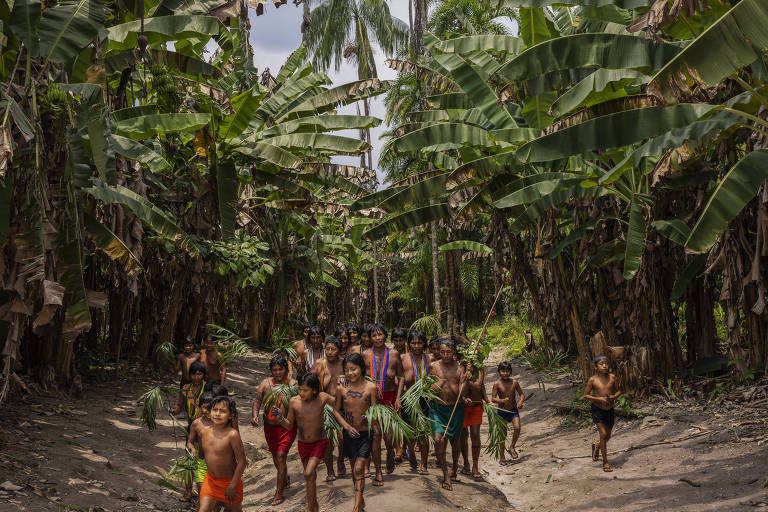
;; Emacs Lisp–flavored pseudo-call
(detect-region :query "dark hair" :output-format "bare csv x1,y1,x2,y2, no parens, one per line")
308,325,325,340
270,354,289,370
209,396,237,420
391,327,407,340
497,361,513,372
408,330,427,347
334,326,350,339
325,336,342,351
362,323,374,336
298,373,320,395
208,383,229,397
593,355,608,364
303,322,312,329
184,335,195,346
438,337,455,351
347,324,360,336
189,361,206,375
344,353,366,374
428,337,441,348
369,323,387,338
199,391,215,407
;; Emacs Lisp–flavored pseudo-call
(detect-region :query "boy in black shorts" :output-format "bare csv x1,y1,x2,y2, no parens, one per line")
583,355,622,472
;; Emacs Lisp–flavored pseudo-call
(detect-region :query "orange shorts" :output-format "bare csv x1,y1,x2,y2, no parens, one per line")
200,473,243,504
462,404,483,428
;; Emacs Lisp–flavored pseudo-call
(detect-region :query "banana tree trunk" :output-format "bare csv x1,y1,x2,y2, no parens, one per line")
430,219,441,322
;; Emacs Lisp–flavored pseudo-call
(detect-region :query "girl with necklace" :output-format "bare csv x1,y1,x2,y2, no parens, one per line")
400,330,431,475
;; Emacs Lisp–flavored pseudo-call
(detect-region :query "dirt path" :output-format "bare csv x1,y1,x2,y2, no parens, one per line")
0,349,766,511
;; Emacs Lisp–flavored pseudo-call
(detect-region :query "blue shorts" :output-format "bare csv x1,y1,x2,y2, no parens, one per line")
498,408,519,422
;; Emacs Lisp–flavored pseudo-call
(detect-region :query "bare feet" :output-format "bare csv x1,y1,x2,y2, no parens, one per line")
270,496,285,506
418,466,429,475
460,466,472,476
441,480,453,491
603,462,613,472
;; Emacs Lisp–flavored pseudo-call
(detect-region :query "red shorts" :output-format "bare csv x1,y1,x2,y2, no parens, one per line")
264,423,297,454
200,473,243,504
462,404,483,428
379,390,397,407
297,438,330,464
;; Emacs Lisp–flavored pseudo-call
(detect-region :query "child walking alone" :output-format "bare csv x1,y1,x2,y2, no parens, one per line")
491,361,524,465
583,355,622,472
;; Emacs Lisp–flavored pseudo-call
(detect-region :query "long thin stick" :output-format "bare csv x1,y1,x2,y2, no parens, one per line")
441,284,505,439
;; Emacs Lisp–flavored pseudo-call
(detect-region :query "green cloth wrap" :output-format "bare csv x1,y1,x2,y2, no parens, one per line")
428,401,465,439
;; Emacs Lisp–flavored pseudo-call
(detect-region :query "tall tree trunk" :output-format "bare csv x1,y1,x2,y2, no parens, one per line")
430,219,441,320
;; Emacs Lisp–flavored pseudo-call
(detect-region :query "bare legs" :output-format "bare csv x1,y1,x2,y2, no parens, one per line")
371,424,393,485
271,451,289,504
460,425,482,477
406,436,429,474
301,456,322,512
596,423,612,472
351,457,367,512
434,434,460,490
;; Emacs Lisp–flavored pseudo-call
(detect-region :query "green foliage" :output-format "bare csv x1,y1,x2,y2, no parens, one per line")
519,346,567,375
154,341,176,370
206,323,252,365
263,383,299,412
409,313,442,338
467,315,539,360
365,403,414,446
324,404,342,449
483,403,508,460
202,235,274,289
168,452,199,488
400,375,442,438
139,385,178,431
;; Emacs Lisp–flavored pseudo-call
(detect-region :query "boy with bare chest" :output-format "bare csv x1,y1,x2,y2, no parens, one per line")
272,373,334,512
196,396,246,511
175,336,200,388
583,355,622,472
492,361,525,465
312,337,346,479
460,361,488,479
201,333,226,386
428,338,469,491
334,353,377,512
362,324,404,485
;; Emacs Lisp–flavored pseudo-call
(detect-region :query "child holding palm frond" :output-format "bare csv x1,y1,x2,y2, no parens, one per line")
400,329,432,475
333,353,377,512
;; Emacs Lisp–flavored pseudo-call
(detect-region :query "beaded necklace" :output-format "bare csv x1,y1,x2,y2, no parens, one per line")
369,346,389,398
410,352,428,381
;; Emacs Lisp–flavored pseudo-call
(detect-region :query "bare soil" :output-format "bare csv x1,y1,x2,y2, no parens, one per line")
0,349,766,512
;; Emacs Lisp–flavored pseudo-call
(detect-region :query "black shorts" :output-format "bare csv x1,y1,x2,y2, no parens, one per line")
343,430,372,460
591,404,615,430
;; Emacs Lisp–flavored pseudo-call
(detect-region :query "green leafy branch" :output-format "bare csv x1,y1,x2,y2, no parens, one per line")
365,403,414,446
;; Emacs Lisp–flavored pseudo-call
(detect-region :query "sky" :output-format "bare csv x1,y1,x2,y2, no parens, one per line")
246,0,410,187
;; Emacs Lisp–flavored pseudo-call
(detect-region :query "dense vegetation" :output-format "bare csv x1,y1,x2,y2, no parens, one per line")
1,0,768,399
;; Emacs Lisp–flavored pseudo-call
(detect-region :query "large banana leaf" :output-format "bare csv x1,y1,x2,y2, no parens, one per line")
650,0,768,103
651,219,690,246
685,150,768,253
109,134,172,174
434,35,524,55
519,7,556,47
219,87,267,141
427,93,471,110
350,185,407,211
496,34,680,84
550,69,647,117
87,110,116,185
670,253,708,302
114,113,210,140
439,240,493,254
516,103,717,163
261,133,369,155
60,234,91,341
508,186,605,233
146,49,223,78
377,173,448,211
233,143,301,168
106,15,233,52
260,115,381,138
280,79,389,121
85,180,182,239
364,204,451,239
445,149,519,189
38,0,109,64
391,122,502,154
274,44,307,85
493,173,585,208
623,198,645,279
9,0,40,56
216,159,238,240
254,70,331,127
83,213,142,275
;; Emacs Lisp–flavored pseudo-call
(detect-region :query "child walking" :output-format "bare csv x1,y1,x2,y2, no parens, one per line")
460,360,488,479
491,361,524,465
583,355,621,472
187,391,215,498
272,373,335,512
334,353,377,512
174,335,200,388
196,396,246,511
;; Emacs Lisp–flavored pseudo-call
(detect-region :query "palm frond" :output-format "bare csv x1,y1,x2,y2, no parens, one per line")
483,402,508,460
154,341,176,369
139,385,178,431
400,375,442,438
409,313,442,338
168,452,199,488
207,323,253,366
324,403,342,450
263,383,299,412
365,403,414,446
270,335,298,362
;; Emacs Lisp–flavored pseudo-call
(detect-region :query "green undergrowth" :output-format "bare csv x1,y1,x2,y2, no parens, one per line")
467,314,542,361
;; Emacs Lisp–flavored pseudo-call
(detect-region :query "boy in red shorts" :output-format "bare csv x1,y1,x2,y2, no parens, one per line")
272,373,335,512
460,361,488,479
251,355,297,506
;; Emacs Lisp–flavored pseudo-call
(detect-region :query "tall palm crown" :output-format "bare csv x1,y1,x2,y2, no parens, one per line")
303,0,410,79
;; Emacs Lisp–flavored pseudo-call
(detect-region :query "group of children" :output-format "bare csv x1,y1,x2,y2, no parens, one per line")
170,324,621,511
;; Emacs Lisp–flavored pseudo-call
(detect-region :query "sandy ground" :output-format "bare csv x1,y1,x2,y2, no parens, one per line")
0,348,766,512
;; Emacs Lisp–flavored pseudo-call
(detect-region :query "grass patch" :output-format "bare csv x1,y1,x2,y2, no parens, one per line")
467,314,542,360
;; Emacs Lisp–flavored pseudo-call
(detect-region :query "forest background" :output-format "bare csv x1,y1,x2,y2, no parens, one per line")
1,0,767,402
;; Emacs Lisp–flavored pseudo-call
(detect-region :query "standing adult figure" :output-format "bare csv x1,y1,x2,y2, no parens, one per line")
428,338,469,491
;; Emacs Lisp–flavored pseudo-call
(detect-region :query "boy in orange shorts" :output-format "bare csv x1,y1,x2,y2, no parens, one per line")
460,361,488,479
196,396,246,511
